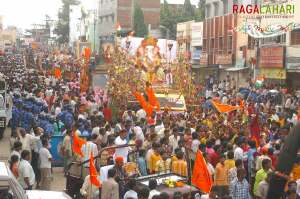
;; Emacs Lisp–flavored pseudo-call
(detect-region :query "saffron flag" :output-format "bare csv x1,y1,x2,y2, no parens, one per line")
54,68,62,79
134,92,153,116
250,114,260,146
146,87,160,112
84,47,91,60
191,150,213,193
72,132,87,157
89,152,101,187
211,100,239,113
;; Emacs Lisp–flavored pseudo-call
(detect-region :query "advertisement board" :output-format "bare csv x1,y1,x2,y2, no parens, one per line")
259,47,284,68
260,68,286,79
216,54,232,65
199,53,208,65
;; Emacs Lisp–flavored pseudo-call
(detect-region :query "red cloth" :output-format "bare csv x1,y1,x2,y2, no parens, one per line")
209,151,220,168
103,107,112,122
191,150,213,193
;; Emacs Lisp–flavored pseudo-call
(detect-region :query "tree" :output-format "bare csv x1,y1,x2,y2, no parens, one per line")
55,0,80,44
182,0,195,21
160,0,177,39
133,1,148,37
195,0,205,22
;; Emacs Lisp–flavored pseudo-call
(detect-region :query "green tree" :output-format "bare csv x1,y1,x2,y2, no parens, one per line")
55,0,80,44
181,0,195,21
195,0,205,22
160,0,178,39
133,1,148,37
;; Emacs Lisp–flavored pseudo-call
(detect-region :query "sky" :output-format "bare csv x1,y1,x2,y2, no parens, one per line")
0,0,199,30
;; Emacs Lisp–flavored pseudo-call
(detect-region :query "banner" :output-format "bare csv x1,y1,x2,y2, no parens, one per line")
259,68,286,79
235,22,300,38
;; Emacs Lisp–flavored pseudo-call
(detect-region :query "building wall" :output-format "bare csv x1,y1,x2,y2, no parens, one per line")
177,20,194,56
98,0,160,37
98,0,117,37
256,0,299,86
0,16,3,31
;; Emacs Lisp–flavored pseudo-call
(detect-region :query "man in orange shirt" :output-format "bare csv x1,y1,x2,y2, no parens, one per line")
291,156,300,181
172,151,188,177
214,154,229,196
149,146,162,174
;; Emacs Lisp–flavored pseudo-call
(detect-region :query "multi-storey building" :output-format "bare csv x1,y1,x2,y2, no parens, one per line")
201,0,255,87
98,0,160,45
257,0,300,89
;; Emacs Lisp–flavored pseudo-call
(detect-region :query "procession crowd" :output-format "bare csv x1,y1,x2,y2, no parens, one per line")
1,51,300,199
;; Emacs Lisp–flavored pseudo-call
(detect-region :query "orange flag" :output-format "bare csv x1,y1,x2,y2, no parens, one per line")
146,87,160,112
72,132,87,157
89,152,101,187
211,100,239,113
84,47,91,60
191,150,213,193
134,92,153,116
54,68,62,79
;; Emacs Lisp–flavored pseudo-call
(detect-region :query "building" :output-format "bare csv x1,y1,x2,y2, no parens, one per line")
176,20,194,57
256,0,300,89
98,0,160,46
0,16,3,31
201,0,255,87
0,26,17,52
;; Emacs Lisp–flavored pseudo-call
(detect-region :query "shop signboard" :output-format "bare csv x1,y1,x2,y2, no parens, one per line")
259,68,286,79
200,53,208,65
215,54,232,65
286,47,300,70
259,47,284,68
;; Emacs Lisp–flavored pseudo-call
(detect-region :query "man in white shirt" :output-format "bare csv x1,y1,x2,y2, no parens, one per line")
133,122,145,143
18,150,35,190
114,129,129,163
17,128,35,152
39,139,52,190
136,108,146,122
234,141,244,161
169,128,180,153
81,135,99,178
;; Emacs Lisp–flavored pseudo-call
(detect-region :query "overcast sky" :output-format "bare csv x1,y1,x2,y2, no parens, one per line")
0,0,200,30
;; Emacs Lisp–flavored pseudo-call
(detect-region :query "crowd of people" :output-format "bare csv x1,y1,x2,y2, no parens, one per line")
1,51,300,199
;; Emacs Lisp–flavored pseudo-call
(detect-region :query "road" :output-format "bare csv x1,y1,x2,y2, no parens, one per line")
0,128,66,192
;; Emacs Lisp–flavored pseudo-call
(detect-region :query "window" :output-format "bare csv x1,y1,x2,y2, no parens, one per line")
210,38,215,50
291,29,300,45
262,34,286,45
203,39,207,51
219,37,223,50
111,14,115,22
228,35,232,51
248,35,255,50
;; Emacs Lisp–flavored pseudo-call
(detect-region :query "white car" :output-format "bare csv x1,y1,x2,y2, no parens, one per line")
0,162,71,199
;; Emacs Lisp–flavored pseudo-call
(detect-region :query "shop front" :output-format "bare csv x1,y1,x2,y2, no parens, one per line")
258,46,286,85
286,47,300,90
